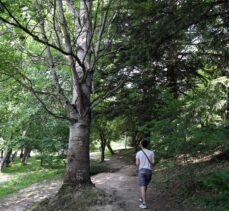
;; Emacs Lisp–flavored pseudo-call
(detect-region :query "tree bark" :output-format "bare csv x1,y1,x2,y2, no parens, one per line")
21,146,31,165
20,147,24,158
100,132,107,162
11,151,17,162
63,113,92,185
0,150,3,159
101,139,106,162
0,148,12,171
62,0,94,187
106,140,115,155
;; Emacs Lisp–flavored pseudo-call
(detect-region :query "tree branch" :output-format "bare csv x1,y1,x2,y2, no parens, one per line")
0,0,85,72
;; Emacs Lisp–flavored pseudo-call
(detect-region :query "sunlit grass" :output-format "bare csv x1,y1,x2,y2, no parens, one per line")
0,156,65,198
0,169,64,198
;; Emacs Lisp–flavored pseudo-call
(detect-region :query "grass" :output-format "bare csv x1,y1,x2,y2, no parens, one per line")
0,157,64,198
0,169,64,198
0,155,116,199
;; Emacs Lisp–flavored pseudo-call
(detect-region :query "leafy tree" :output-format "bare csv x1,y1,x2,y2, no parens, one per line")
151,76,228,159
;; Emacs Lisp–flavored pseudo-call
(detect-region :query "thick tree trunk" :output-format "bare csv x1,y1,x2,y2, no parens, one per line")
63,115,92,186
60,0,93,187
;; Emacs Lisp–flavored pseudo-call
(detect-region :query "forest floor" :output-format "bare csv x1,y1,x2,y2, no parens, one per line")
0,149,205,211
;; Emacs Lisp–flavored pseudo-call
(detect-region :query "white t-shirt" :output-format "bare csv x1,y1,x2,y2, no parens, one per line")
136,148,154,170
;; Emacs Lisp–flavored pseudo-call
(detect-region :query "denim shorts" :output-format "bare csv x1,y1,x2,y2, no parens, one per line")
138,168,152,187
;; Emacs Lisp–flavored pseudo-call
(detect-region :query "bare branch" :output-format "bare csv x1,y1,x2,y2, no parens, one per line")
52,0,63,48
37,4,71,108
57,0,85,116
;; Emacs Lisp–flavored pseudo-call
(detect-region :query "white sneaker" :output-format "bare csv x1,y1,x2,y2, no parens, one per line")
139,198,143,203
139,203,147,209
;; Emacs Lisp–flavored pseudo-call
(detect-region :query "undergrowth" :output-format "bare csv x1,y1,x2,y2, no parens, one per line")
154,156,229,211
193,169,229,211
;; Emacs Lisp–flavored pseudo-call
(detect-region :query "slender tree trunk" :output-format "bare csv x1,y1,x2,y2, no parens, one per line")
28,149,31,158
100,136,107,162
0,150,3,159
5,148,12,167
22,146,30,165
125,135,127,149
40,151,44,167
20,147,24,158
11,151,17,162
101,139,106,162
0,148,12,171
106,140,115,155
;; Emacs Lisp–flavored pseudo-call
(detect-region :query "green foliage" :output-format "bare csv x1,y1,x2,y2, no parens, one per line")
201,170,229,193
151,77,228,158
193,170,229,211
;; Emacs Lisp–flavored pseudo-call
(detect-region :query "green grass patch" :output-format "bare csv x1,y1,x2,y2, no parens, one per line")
0,156,65,198
0,169,64,198
2,157,65,174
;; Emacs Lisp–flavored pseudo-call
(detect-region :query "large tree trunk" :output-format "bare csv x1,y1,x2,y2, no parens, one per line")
62,0,93,187
63,114,92,185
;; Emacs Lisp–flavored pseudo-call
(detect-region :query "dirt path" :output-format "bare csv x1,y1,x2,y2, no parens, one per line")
0,152,198,211
91,153,182,211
